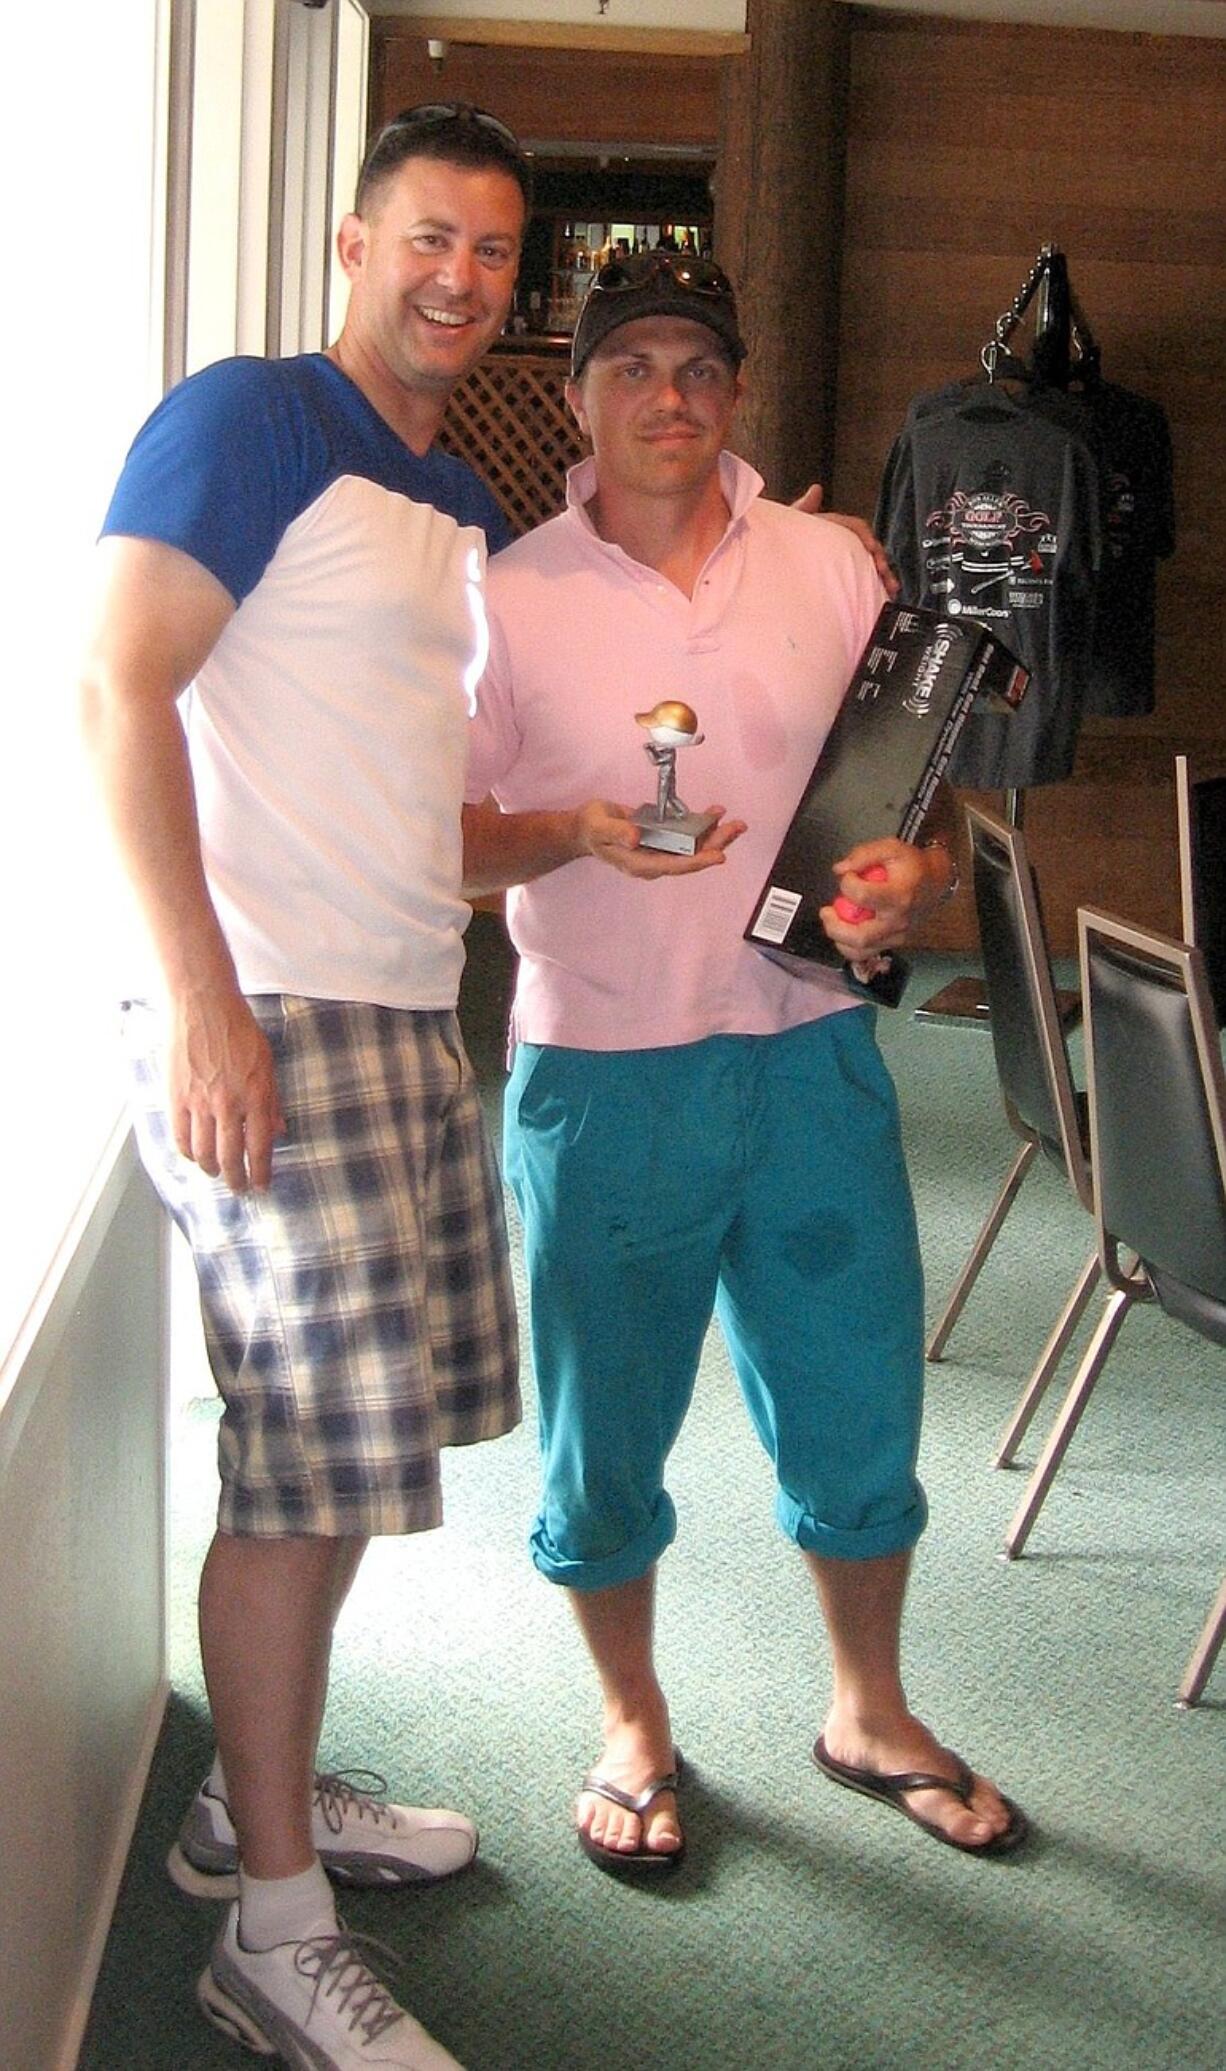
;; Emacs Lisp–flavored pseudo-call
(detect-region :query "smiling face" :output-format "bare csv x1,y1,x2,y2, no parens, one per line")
337,154,525,399
566,316,743,505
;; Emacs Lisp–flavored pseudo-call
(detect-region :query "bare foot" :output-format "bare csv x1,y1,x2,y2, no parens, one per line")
818,1708,1018,1850
577,1714,682,1859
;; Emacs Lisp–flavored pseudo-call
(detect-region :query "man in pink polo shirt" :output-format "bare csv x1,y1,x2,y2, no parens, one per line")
463,253,1027,1873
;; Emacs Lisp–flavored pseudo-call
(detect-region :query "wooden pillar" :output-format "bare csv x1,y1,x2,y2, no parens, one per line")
714,0,850,502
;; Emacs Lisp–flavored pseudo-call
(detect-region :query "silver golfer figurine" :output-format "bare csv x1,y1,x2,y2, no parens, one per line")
632,700,718,854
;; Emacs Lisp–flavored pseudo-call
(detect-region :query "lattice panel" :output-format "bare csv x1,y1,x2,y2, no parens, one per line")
440,355,584,536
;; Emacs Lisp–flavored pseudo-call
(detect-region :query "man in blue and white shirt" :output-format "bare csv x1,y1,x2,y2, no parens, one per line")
81,105,528,2071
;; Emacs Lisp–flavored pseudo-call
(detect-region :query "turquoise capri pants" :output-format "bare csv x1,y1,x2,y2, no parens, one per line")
503,1008,928,1592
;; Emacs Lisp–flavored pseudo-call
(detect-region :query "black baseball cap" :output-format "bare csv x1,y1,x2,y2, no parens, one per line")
570,251,747,379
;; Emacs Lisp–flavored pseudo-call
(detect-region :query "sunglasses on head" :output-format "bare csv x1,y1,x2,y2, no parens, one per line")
381,102,524,156
588,253,735,302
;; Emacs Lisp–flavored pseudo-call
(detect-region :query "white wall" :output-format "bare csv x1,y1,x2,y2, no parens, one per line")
0,2,370,2063
0,1136,168,2071
328,0,372,342
0,10,172,2065
0,0,169,1364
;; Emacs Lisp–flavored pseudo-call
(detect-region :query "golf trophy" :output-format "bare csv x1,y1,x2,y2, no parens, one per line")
632,700,718,855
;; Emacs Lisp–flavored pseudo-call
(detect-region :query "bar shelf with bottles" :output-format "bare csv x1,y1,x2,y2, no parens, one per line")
506,217,713,345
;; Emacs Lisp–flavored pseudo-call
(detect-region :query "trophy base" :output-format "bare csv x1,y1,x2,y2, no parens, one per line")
632,806,718,856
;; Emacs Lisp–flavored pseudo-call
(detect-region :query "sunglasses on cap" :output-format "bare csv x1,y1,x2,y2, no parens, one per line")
379,102,524,156
571,249,745,377
586,252,736,302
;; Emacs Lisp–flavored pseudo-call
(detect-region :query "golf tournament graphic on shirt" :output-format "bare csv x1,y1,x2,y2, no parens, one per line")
920,487,1057,620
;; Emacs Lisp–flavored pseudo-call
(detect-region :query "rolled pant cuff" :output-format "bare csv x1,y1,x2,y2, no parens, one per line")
779,1488,928,1562
529,1508,676,1592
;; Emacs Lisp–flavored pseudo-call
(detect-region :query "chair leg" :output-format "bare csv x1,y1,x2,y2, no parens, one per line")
926,1140,1039,1362
992,1245,1102,1467
1177,1575,1226,1709
1002,1286,1135,1560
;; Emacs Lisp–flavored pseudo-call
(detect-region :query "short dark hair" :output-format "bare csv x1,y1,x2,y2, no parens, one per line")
356,103,533,215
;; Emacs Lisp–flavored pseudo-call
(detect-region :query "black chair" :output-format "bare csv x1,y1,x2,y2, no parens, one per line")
926,806,1101,1470
1003,908,1226,1707
1175,754,1226,1028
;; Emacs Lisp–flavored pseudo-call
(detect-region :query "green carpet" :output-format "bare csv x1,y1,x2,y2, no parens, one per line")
80,926,1224,2071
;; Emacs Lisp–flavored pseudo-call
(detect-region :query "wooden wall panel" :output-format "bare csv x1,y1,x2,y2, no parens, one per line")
716,0,849,500
832,16,1226,969
836,15,1226,705
370,33,720,150
833,12,1226,946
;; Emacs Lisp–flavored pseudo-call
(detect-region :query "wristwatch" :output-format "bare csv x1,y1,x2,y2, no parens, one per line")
921,837,961,905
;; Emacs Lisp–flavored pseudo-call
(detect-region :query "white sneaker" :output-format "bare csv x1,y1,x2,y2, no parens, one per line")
169,1770,478,1899
198,1903,465,2069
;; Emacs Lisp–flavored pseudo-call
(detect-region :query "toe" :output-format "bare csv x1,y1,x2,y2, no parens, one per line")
577,1787,682,1857
906,1771,1011,1848
578,1792,633,1853
605,1805,640,1854
578,1791,610,1847
642,1792,682,1856
967,1773,1014,1840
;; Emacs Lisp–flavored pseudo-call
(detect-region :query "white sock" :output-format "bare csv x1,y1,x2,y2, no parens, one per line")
206,1753,227,1802
238,1861,336,1951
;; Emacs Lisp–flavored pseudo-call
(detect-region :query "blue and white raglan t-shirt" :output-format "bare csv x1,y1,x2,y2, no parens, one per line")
102,353,512,1010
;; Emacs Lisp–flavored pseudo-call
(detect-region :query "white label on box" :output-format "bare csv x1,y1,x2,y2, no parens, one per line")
752,886,803,944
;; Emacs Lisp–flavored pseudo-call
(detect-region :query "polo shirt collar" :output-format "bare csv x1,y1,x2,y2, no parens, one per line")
564,450,765,549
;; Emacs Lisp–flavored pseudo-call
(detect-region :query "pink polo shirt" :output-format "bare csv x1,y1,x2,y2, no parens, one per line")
466,453,886,1052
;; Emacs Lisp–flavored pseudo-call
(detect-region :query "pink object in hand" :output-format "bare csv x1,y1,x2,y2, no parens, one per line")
833,862,887,925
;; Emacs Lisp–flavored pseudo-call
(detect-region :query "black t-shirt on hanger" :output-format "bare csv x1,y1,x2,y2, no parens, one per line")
1076,378,1175,718
875,384,1104,788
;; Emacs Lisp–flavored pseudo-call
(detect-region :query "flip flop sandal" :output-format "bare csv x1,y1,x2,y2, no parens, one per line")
576,1758,686,1877
813,1734,1029,1857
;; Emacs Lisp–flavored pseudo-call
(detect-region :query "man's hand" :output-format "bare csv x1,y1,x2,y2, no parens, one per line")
819,836,950,960
168,990,286,1194
461,794,745,895
577,799,746,878
792,483,899,597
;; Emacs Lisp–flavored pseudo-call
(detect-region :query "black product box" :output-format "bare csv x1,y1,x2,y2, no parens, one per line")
744,602,1028,1006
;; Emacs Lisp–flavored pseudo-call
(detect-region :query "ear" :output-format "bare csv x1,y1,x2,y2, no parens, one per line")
335,212,368,284
564,377,590,440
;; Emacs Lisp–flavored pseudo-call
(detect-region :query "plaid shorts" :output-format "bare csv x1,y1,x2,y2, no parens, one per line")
123,996,520,1537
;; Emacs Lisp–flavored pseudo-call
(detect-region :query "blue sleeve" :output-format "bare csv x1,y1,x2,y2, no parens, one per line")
100,359,319,605
485,502,515,556
434,450,514,557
